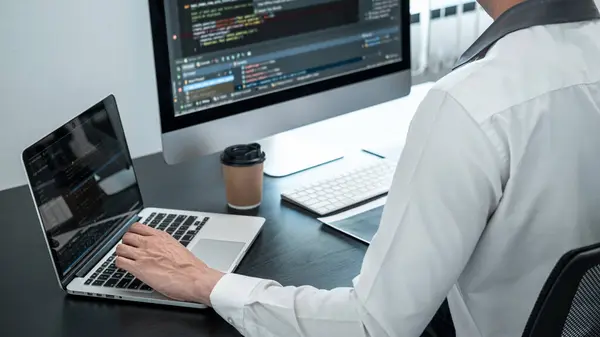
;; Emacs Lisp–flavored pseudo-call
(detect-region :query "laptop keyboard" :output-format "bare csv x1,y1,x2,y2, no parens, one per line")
83,212,210,291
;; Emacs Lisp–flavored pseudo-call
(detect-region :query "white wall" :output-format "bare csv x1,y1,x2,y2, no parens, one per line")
0,0,162,191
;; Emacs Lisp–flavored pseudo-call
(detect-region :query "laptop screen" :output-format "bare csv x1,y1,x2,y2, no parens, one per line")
22,96,143,280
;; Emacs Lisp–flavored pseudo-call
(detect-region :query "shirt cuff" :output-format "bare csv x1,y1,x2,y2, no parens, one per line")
210,273,265,333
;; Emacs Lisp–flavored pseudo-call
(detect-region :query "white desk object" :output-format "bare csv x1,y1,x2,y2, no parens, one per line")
295,82,433,151
278,82,435,214
262,81,434,176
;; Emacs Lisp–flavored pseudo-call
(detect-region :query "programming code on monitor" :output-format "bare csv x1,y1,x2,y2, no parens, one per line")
163,0,402,116
179,0,359,55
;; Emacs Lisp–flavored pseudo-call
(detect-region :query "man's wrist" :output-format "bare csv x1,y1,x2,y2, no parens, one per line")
191,267,225,305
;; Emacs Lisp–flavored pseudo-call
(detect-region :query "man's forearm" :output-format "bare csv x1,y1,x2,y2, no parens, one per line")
210,273,379,337
192,267,225,305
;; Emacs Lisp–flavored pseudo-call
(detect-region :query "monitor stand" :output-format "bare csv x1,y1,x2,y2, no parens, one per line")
259,133,345,177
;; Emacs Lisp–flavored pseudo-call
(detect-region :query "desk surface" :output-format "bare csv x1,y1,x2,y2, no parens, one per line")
0,83,431,337
1,151,374,337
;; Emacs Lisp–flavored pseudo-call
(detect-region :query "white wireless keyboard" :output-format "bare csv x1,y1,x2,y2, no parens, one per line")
281,160,397,216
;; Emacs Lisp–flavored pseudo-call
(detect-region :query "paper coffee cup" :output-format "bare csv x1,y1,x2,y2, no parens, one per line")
220,143,266,210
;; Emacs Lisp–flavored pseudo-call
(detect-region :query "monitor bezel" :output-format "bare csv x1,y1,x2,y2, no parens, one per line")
148,0,412,134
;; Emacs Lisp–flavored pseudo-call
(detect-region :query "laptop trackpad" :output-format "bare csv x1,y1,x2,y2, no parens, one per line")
190,239,245,272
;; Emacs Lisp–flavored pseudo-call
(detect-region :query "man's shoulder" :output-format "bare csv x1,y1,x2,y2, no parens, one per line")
431,22,600,124
430,55,531,124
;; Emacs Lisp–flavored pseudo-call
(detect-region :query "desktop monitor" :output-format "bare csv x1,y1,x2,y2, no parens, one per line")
148,0,411,176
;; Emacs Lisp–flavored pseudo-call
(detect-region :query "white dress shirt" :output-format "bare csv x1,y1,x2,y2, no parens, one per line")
210,19,600,337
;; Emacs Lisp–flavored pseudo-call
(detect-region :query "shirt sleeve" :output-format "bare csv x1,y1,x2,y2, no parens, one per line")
210,89,506,337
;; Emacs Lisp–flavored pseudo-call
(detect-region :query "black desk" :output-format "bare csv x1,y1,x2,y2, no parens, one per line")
0,151,372,337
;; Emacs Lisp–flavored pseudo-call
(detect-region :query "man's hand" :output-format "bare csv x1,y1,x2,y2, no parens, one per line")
115,223,224,305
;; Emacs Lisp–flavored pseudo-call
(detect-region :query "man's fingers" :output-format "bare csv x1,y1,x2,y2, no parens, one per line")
115,243,138,260
122,232,145,247
115,256,136,272
128,222,157,236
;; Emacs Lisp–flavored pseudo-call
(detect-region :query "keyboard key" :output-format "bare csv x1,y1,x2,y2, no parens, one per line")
84,279,93,285
98,274,109,281
96,267,104,273
166,227,177,234
181,234,193,241
127,279,143,290
312,201,329,209
173,233,184,240
124,273,134,280
103,268,115,274
112,272,125,279
175,229,186,236
103,278,120,288
140,284,153,291
101,262,109,268
181,216,196,228
92,280,104,286
180,240,191,247
116,279,130,289
297,196,310,203
91,273,98,278
304,199,318,206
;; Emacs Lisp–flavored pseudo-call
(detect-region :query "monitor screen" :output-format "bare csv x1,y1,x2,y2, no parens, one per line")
22,97,143,280
160,0,404,118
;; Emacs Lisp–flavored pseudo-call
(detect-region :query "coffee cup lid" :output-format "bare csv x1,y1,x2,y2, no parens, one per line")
221,143,266,167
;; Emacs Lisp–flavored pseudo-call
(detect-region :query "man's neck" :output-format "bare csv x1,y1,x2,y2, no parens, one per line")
483,0,527,19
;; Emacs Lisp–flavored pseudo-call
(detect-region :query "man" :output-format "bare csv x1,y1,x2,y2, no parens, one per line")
115,0,600,335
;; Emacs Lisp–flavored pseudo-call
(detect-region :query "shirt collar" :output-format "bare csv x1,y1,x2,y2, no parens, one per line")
453,0,600,70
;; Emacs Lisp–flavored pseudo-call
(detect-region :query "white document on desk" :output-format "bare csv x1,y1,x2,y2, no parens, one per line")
318,197,387,244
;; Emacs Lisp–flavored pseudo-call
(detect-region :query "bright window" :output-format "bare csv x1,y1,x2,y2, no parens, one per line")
410,0,474,14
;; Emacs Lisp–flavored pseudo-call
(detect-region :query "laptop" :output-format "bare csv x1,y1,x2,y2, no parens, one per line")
21,95,265,309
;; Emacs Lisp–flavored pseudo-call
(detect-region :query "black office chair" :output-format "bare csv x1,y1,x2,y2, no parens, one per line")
522,242,600,337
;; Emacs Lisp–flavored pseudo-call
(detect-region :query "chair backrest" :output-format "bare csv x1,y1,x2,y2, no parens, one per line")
522,242,600,337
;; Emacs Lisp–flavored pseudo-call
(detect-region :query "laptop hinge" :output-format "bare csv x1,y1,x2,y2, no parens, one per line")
75,214,141,278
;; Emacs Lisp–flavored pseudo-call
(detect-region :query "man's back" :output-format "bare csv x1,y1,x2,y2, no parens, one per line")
437,20,600,336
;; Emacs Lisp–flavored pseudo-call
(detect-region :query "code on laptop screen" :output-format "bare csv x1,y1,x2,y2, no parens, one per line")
23,98,143,279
